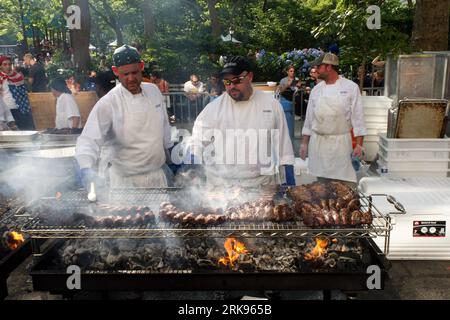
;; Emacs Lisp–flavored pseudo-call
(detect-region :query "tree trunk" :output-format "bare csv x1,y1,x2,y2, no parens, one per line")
18,0,28,53
101,0,123,46
262,0,268,13
407,0,413,9
412,0,450,51
65,0,91,71
206,0,221,38
142,0,156,40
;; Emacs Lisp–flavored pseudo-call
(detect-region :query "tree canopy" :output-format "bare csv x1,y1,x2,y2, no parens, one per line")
0,0,447,82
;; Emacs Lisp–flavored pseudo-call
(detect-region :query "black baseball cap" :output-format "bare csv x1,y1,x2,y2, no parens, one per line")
220,56,252,77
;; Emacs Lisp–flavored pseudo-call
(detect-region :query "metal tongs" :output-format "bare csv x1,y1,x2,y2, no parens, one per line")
367,193,406,214
88,182,97,202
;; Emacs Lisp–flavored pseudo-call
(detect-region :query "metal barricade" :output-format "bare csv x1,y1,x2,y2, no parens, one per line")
362,87,384,96
163,92,210,130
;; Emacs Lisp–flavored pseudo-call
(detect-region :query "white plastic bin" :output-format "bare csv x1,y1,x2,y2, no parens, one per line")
364,115,389,123
377,153,450,173
362,96,393,110
379,133,450,150
376,160,450,177
378,143,450,161
366,128,387,136
364,108,390,116
362,135,380,161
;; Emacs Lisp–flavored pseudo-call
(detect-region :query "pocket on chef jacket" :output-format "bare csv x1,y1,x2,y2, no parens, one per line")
339,91,351,106
262,109,275,127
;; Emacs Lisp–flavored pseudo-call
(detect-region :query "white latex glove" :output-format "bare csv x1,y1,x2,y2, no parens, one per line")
300,143,308,160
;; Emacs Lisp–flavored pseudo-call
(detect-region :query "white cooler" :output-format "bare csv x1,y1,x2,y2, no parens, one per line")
359,177,450,260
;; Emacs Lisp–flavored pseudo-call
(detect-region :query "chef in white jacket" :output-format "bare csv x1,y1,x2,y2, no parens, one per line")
190,56,295,187
299,53,366,184
76,45,173,188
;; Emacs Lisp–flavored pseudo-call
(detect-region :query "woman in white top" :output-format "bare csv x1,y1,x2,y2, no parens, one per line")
50,77,82,129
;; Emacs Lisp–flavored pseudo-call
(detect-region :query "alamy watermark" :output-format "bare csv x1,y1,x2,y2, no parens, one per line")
65,5,81,30
170,128,281,175
366,5,381,30
366,265,382,290
66,265,81,290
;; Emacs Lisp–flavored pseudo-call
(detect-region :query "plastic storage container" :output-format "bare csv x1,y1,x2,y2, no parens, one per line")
379,133,450,149
362,135,381,161
361,96,393,110
359,176,450,194
377,156,450,177
378,143,450,161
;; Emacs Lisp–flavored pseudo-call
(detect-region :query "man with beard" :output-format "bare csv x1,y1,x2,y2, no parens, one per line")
299,52,366,184
76,45,173,188
190,56,295,187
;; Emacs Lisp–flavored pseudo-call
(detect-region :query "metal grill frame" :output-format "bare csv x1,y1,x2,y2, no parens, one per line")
19,187,395,253
29,237,391,294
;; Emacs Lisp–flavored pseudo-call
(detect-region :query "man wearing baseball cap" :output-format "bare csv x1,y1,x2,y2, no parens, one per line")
190,55,295,187
76,44,173,188
300,52,366,184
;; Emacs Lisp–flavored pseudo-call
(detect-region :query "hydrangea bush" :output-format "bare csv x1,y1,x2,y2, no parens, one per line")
254,48,323,82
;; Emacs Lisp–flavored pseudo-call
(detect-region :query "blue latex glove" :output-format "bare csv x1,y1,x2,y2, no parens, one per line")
284,165,296,186
351,154,361,172
80,168,96,189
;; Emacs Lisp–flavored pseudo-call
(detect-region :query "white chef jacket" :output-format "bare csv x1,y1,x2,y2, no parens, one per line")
76,82,173,177
192,89,295,184
55,93,82,129
302,76,367,137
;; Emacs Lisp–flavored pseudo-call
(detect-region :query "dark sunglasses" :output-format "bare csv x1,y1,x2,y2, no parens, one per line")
222,73,248,86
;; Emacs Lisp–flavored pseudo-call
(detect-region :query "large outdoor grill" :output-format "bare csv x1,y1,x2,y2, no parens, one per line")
30,237,389,297
18,185,399,298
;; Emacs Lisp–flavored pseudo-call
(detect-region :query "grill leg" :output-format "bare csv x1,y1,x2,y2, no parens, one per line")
0,276,8,300
31,239,41,255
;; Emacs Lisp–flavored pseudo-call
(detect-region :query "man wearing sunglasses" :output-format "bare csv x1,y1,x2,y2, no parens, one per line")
190,56,295,187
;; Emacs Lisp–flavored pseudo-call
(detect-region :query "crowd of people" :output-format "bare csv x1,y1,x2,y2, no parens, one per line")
1,45,371,189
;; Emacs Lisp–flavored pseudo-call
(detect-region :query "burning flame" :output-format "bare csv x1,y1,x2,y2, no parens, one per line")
218,237,248,267
5,231,25,250
55,192,62,201
304,238,329,261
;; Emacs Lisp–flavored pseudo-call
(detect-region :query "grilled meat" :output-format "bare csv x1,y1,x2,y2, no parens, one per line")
290,181,372,227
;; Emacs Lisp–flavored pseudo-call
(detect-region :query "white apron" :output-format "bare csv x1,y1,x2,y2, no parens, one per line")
308,84,356,183
108,90,168,188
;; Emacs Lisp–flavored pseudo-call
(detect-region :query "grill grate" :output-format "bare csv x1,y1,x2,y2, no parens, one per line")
20,188,393,245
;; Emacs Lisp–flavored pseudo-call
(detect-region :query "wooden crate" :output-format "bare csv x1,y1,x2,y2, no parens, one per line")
28,92,98,130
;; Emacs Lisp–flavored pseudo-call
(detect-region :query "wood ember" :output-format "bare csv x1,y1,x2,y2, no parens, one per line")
54,238,368,273
289,181,373,227
0,194,29,257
